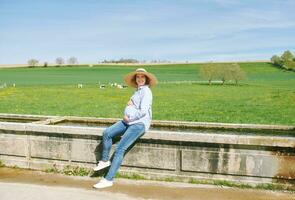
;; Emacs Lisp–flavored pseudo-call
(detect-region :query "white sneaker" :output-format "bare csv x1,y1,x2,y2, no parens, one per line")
93,160,111,171
93,177,113,189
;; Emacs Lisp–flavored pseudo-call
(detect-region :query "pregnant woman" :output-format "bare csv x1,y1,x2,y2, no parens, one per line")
93,68,157,189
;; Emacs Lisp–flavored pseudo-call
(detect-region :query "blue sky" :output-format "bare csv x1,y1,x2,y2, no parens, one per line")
0,0,295,64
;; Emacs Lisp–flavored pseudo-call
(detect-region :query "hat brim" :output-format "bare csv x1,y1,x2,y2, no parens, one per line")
124,71,158,88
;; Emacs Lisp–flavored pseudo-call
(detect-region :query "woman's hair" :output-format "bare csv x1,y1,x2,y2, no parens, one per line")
132,74,150,86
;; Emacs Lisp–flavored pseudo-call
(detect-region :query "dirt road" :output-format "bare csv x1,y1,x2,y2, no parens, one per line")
0,167,294,200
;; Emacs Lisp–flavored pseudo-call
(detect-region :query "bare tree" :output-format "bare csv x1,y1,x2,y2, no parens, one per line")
67,57,78,65
27,59,39,67
55,57,64,66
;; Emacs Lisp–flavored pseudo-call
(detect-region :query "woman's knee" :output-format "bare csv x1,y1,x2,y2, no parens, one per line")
102,129,111,139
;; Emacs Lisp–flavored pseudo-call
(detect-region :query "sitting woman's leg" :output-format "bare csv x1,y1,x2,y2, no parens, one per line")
104,122,145,181
101,120,128,161
94,121,128,172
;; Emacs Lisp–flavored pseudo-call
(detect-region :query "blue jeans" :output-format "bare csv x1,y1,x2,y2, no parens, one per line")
101,120,145,181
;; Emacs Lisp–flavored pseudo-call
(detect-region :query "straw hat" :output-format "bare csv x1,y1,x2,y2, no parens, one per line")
124,68,157,88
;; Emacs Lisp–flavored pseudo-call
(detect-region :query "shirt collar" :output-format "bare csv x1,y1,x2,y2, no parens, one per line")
137,84,148,90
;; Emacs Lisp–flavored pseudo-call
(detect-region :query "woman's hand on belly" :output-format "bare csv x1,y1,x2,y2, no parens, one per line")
127,100,134,106
123,115,130,123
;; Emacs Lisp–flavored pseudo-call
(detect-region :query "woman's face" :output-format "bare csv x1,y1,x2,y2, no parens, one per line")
136,74,146,87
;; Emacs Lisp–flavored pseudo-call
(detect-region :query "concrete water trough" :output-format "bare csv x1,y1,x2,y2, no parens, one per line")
47,115,295,136
0,114,47,123
0,113,295,188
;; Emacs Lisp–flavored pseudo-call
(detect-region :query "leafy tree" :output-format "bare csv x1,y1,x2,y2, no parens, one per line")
229,63,246,85
216,64,232,85
200,63,246,85
271,55,282,66
283,60,295,70
200,63,217,85
270,51,295,72
281,50,294,62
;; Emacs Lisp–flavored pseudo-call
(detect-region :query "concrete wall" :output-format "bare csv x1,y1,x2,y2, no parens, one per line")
0,114,294,186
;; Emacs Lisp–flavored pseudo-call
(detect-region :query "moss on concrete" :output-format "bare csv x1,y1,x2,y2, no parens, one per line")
0,160,5,167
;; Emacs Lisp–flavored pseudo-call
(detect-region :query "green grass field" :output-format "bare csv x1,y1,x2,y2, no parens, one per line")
0,62,294,125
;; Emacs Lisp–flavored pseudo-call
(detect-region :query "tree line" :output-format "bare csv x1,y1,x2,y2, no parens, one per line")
101,58,172,64
27,57,78,67
101,58,139,64
27,57,176,67
271,50,295,71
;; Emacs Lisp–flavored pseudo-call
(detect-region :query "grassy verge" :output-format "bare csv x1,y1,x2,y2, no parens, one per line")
115,172,294,191
43,164,92,176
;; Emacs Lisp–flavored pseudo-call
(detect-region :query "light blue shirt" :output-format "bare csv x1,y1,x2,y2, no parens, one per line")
124,85,153,131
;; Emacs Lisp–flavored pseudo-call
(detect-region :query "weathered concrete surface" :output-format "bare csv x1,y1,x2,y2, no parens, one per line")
0,167,294,200
1,113,294,131
0,113,295,187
